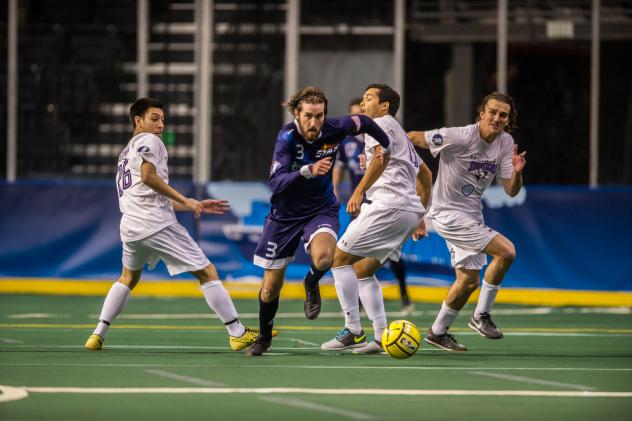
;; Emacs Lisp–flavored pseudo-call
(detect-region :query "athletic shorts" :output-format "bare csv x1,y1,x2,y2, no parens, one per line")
122,223,210,276
253,205,340,269
428,210,498,270
337,203,423,264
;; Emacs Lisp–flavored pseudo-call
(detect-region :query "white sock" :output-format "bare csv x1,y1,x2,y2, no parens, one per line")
201,280,245,337
331,265,362,334
94,282,131,338
358,275,387,343
474,280,500,316
431,301,459,335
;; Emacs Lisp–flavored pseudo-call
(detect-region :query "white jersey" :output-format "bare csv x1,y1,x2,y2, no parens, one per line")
425,123,514,220
117,133,177,242
364,114,425,213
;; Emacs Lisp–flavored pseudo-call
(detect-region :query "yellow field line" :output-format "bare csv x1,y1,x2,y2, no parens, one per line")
1,278,631,307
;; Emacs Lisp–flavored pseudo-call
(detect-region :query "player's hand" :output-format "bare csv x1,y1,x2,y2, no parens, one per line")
375,150,390,167
512,144,527,173
358,154,367,170
347,191,363,217
183,198,203,217
310,157,333,176
412,219,428,241
200,199,230,215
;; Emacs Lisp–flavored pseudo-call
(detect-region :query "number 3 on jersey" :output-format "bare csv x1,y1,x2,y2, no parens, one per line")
117,159,132,196
265,241,278,258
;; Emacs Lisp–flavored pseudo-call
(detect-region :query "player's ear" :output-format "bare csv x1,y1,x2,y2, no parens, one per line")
134,115,143,128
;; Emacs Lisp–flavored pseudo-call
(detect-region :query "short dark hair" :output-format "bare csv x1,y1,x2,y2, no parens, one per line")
476,92,518,133
284,86,328,115
129,98,164,129
365,83,400,117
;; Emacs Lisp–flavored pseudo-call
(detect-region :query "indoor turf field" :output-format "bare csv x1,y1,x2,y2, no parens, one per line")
1,294,631,420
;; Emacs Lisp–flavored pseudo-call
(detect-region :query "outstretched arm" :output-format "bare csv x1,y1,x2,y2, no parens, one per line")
503,144,526,197
347,145,387,217
407,131,429,149
141,160,203,217
412,163,432,241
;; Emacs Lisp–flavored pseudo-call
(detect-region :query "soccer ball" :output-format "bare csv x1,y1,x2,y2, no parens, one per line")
381,319,421,359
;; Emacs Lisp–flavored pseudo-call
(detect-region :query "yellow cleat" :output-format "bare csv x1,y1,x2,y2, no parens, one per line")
230,327,260,351
85,334,104,351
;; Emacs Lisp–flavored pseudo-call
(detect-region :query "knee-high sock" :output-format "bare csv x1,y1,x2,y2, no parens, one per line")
358,275,387,342
331,265,361,334
259,292,279,340
431,301,459,335
474,280,500,316
201,280,244,337
389,259,410,305
304,263,328,290
94,282,131,338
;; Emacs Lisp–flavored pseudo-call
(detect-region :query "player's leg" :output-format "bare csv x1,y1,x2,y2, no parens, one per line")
352,257,387,354
85,265,142,350
468,233,516,339
321,247,366,350
389,258,413,313
301,209,339,320
190,264,258,351
247,266,286,356
424,266,478,352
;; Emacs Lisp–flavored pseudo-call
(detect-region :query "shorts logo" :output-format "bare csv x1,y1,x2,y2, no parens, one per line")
351,115,362,131
270,161,282,175
137,145,150,153
431,133,443,146
462,184,474,196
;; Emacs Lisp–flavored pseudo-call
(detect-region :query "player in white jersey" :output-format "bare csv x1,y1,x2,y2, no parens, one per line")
85,98,261,352
322,84,432,354
408,92,527,351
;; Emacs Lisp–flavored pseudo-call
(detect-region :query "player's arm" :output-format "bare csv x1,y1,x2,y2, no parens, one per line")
411,162,432,241
502,144,526,197
345,115,390,151
407,131,429,149
140,160,202,217
347,145,387,217
332,165,344,200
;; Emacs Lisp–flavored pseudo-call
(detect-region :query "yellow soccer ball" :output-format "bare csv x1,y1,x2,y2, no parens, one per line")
381,319,421,359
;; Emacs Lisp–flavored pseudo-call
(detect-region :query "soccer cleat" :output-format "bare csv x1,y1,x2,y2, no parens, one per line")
303,282,322,320
424,329,467,351
321,327,366,350
401,303,415,316
85,334,104,351
468,312,504,339
229,327,260,351
246,336,272,356
352,339,385,355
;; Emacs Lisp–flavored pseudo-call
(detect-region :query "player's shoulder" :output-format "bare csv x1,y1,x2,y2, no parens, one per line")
131,133,164,153
276,122,298,144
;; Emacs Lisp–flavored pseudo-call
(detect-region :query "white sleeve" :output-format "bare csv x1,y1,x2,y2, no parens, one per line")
134,134,164,167
498,135,514,179
365,119,394,152
424,126,469,157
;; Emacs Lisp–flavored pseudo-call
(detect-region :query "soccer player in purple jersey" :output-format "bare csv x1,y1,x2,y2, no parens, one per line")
247,86,391,356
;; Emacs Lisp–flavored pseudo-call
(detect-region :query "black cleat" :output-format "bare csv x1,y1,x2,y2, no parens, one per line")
303,283,322,320
424,329,467,351
469,312,504,339
246,336,272,357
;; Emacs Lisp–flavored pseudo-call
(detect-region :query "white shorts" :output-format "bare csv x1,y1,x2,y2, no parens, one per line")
122,223,210,276
429,211,498,270
338,203,423,264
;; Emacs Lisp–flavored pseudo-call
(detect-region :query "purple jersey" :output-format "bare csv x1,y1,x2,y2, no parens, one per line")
336,134,365,189
266,114,389,219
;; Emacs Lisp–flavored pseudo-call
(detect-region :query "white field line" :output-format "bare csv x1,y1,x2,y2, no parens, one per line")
144,369,226,387
470,371,596,391
0,385,29,403
9,386,632,398
0,337,22,344
260,396,376,420
277,337,319,346
1,364,631,371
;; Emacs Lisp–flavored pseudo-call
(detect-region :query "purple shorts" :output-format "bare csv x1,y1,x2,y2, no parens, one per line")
253,206,340,269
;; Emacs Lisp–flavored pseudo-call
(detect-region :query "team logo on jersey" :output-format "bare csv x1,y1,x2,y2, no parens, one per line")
351,115,362,131
270,160,282,175
315,143,339,159
431,133,443,146
462,184,475,196
137,145,150,153
468,160,497,181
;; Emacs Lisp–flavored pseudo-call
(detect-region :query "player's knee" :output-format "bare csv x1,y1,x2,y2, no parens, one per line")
261,285,280,302
312,255,333,272
499,243,516,264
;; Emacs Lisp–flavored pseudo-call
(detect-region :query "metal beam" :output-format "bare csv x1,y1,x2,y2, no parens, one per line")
7,0,17,181
137,0,148,98
496,0,507,94
394,0,405,123
590,0,600,187
284,0,300,123
194,0,213,184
